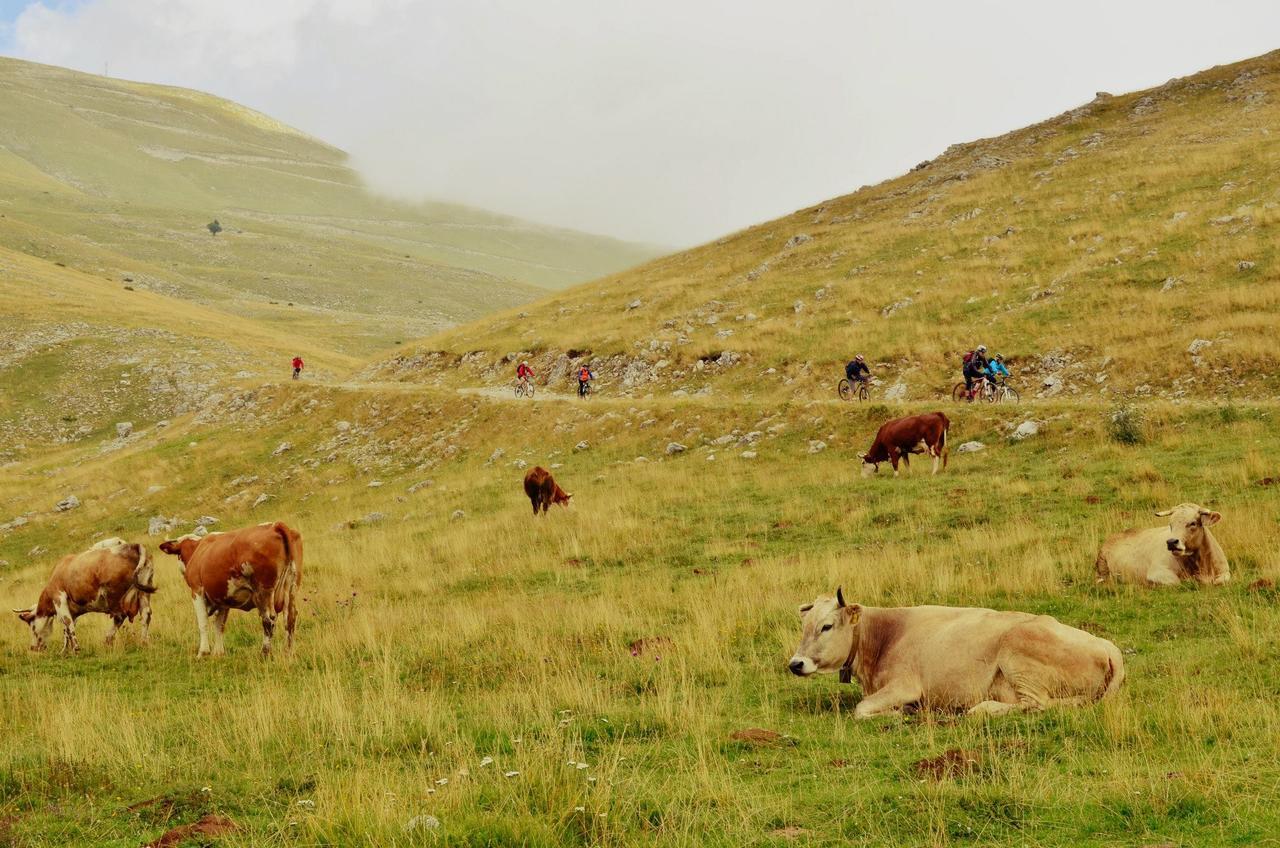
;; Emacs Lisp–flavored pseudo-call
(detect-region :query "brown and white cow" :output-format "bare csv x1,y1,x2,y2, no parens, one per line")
788,589,1124,717
523,466,572,515
13,538,155,652
160,522,302,656
861,412,950,477
1095,503,1230,587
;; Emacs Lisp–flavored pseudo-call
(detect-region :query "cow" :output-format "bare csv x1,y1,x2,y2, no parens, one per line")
159,522,302,656
523,466,572,515
788,589,1124,718
1095,503,1229,587
13,538,155,653
861,412,949,477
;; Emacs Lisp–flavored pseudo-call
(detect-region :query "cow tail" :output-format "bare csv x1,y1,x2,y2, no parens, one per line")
1094,549,1111,583
940,418,949,470
273,522,301,609
1099,647,1126,701
132,544,158,594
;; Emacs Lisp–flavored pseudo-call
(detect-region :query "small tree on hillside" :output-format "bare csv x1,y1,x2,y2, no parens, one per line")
207,219,223,236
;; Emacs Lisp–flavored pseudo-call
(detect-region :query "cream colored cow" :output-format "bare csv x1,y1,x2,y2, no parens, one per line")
1095,504,1229,587
788,590,1124,718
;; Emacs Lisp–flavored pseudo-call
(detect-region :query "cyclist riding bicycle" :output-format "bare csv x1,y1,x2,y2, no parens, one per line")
962,344,989,400
577,365,595,398
845,354,870,385
291,356,304,380
985,353,1009,389
516,360,534,386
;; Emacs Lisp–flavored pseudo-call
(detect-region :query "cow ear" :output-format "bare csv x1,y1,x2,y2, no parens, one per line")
841,603,863,623
798,603,813,618
1200,510,1221,526
1154,509,1173,517
835,587,846,607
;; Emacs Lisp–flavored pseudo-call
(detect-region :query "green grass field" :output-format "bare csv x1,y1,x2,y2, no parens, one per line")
1,386,1278,846
4,46,1280,848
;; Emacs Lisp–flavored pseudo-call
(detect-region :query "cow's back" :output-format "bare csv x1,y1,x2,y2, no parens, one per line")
187,524,291,605
1098,526,1180,583
48,543,141,613
524,467,553,498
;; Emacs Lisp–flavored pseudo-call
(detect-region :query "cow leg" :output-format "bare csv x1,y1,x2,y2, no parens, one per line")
853,682,922,719
139,594,153,645
104,614,125,647
211,607,230,656
530,497,539,516
259,605,277,656
55,594,78,654
192,593,212,656
1145,568,1181,587
285,595,298,650
889,449,901,478
968,699,1022,716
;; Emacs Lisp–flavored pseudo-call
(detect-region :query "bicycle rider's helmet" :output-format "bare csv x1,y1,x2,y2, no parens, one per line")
976,344,987,353
993,353,1003,362
855,354,865,362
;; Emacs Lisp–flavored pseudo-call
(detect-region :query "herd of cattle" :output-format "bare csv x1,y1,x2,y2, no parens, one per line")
11,409,1230,719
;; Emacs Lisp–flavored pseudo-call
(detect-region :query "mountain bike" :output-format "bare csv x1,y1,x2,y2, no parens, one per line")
984,377,1020,404
578,380,593,399
514,378,535,399
838,378,869,402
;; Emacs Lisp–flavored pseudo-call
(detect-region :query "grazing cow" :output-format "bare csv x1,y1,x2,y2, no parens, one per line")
861,412,950,477
160,522,302,656
1095,503,1229,586
788,589,1124,717
13,538,155,652
523,466,572,515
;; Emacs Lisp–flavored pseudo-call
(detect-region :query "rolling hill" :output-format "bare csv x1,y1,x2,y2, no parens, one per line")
372,49,1280,402
0,56,660,355
3,50,1280,847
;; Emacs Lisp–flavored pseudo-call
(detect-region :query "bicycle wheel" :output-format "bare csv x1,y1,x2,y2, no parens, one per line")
951,382,969,402
858,383,869,402
1001,386,1020,404
838,379,852,401
514,383,523,398
527,383,535,399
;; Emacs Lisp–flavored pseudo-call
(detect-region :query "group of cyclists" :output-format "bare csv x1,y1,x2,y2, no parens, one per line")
287,345,1007,401
843,345,1011,402
515,360,594,398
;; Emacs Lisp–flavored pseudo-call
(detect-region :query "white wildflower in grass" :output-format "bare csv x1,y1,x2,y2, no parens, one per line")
504,771,520,778
479,756,494,767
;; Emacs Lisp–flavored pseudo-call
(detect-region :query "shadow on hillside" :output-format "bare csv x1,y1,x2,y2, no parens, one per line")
781,687,862,715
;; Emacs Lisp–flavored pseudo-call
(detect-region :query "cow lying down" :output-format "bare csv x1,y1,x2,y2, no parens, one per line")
789,589,1124,718
1096,503,1229,587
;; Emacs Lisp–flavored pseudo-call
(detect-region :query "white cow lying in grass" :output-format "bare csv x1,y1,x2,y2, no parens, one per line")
1095,503,1229,587
788,589,1125,718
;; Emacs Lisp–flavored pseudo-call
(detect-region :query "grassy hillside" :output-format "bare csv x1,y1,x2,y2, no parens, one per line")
0,384,1278,845
4,49,1280,848
0,57,660,355
372,50,1280,401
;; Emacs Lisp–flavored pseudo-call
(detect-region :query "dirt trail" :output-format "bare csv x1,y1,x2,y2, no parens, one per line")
295,380,578,402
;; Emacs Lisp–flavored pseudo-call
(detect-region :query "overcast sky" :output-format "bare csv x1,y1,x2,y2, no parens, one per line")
3,1,1279,245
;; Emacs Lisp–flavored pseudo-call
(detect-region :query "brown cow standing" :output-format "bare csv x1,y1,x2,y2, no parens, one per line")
523,466,573,515
160,522,302,657
861,412,950,477
13,538,155,652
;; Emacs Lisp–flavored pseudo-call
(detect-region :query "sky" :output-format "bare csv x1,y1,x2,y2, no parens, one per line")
3,1,1279,246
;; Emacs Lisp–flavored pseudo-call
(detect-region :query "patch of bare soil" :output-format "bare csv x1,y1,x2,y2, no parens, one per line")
144,814,238,848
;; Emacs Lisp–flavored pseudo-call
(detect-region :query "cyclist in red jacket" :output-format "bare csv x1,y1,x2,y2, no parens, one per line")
291,356,304,380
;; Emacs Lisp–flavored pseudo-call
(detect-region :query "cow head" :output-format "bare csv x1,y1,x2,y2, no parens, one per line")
788,587,860,677
552,489,573,508
159,535,204,570
13,604,53,651
860,456,879,477
1156,503,1221,557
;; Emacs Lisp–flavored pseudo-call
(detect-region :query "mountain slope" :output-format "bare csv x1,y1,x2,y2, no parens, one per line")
0,57,660,354
373,50,1280,400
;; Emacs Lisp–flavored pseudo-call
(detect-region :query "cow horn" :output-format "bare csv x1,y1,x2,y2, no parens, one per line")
835,587,846,607
1154,509,1173,517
